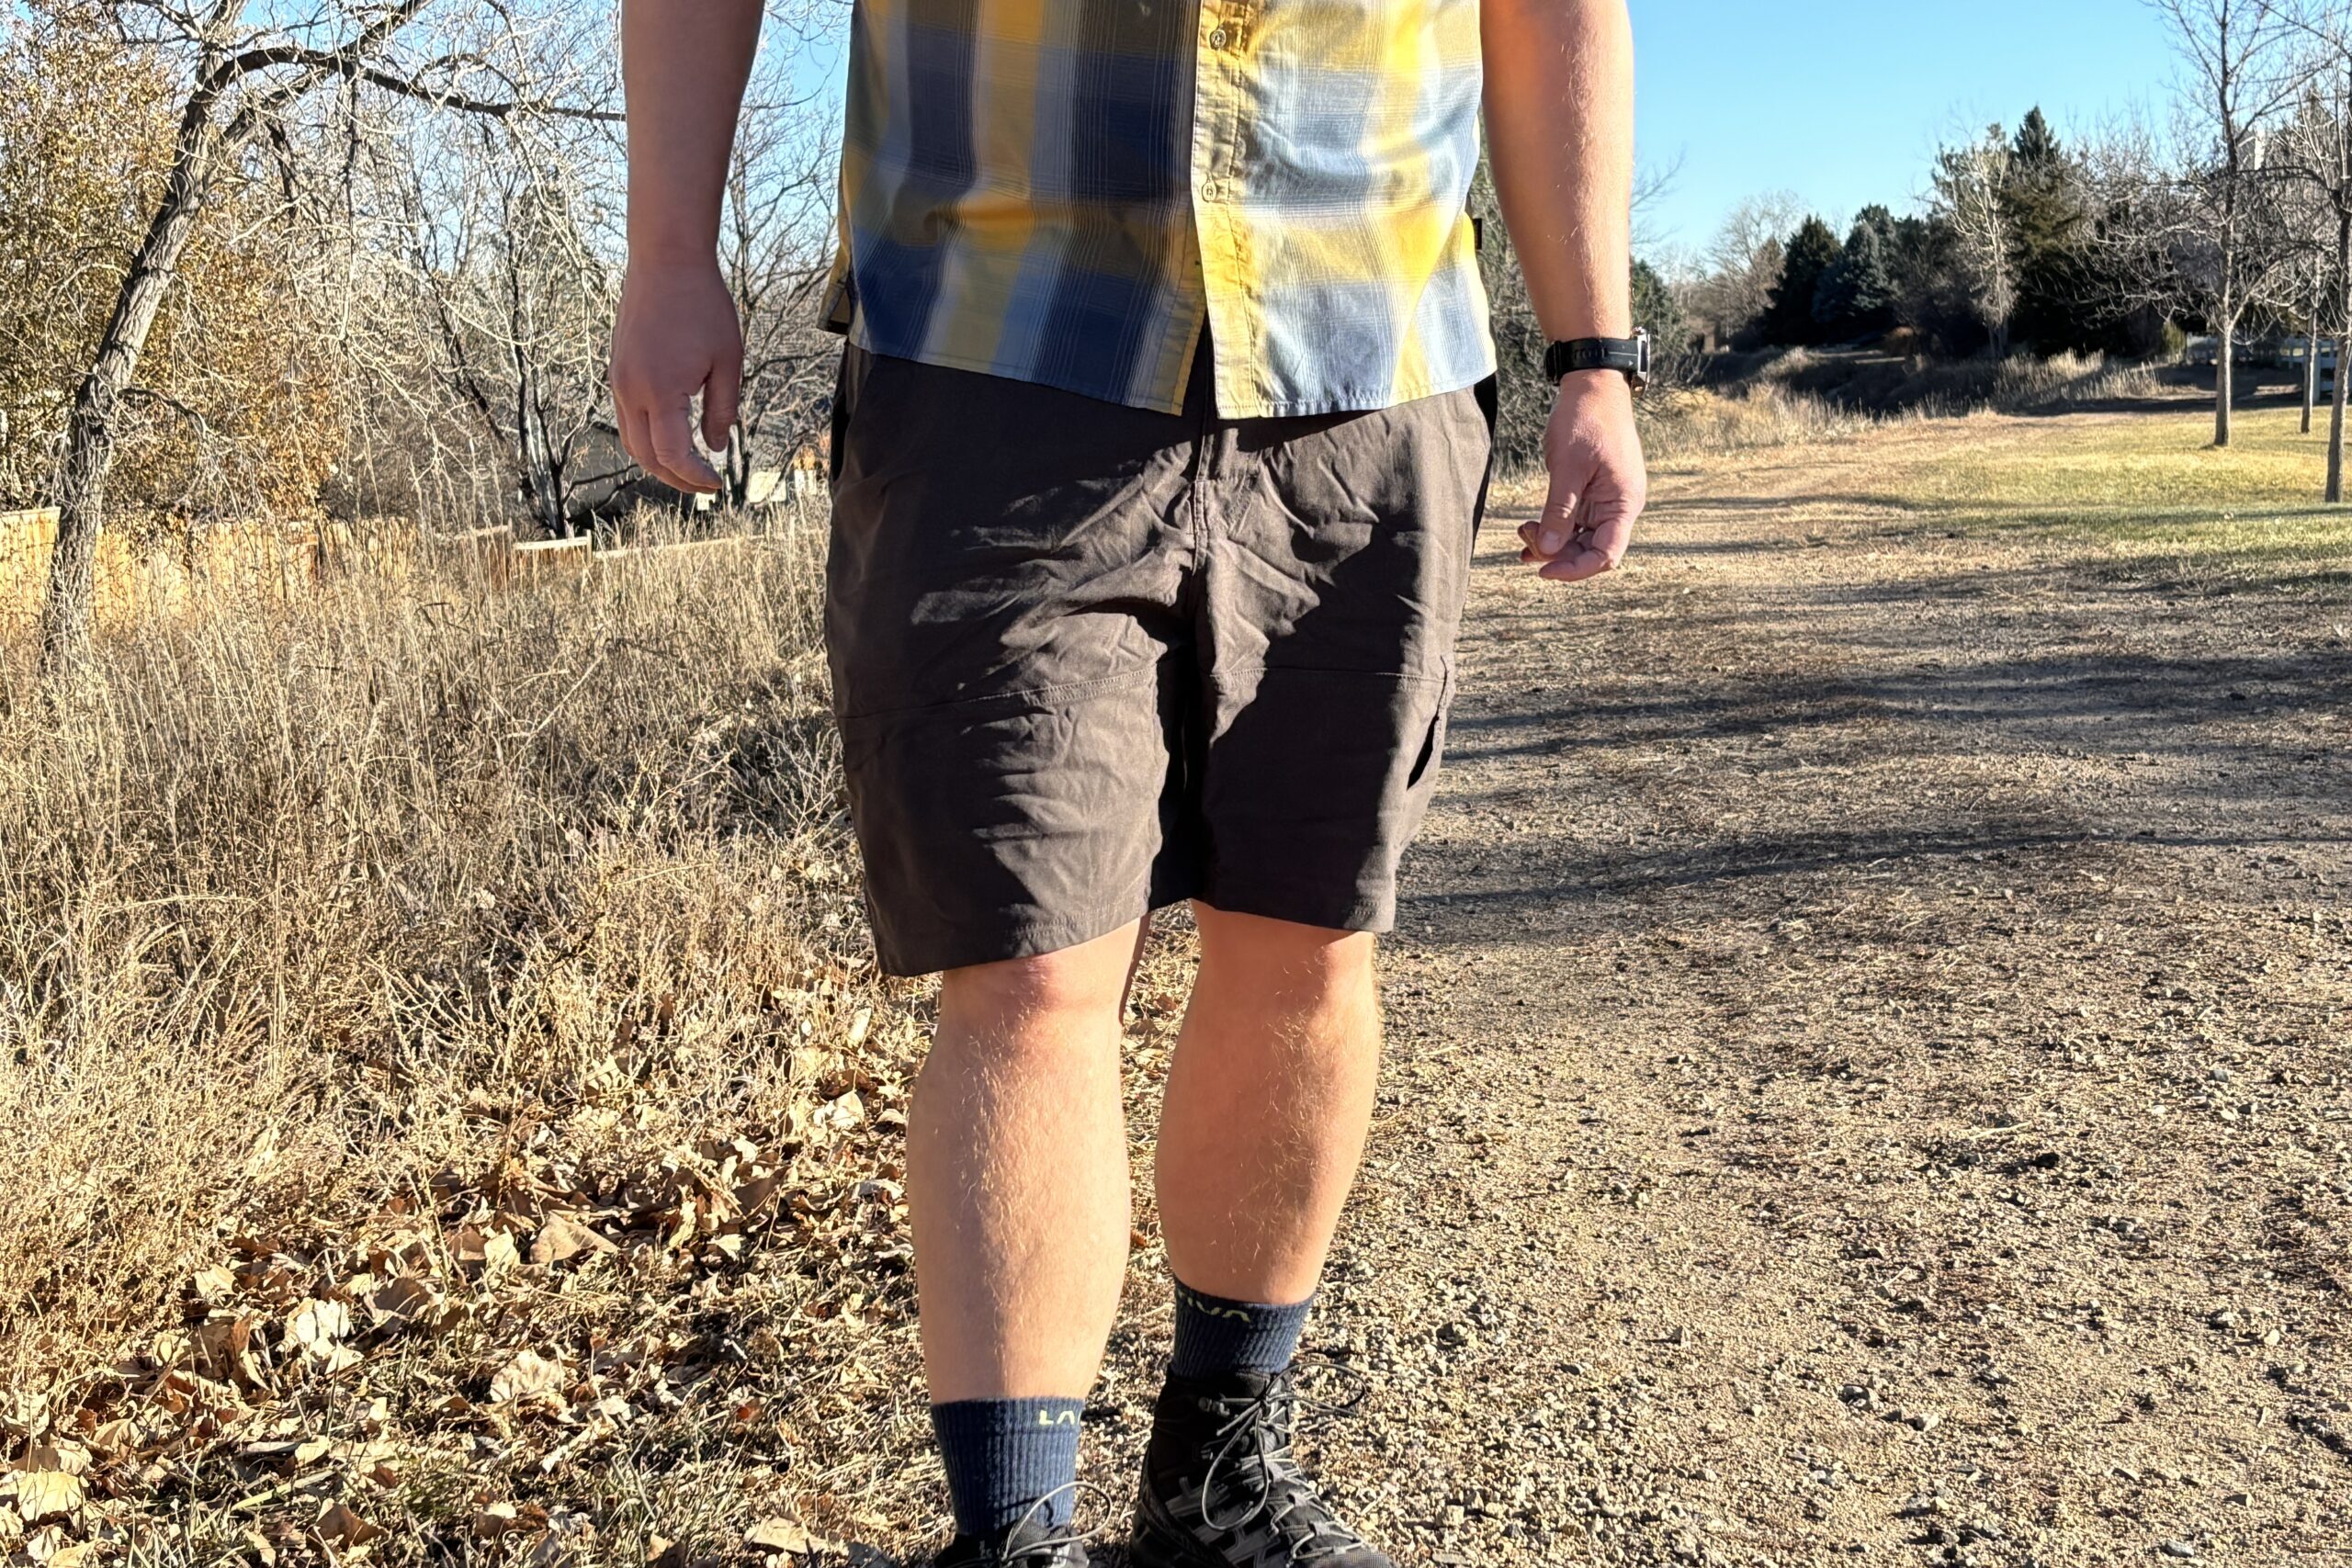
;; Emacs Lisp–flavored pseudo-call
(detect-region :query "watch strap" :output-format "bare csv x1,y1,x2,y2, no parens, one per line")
1544,331,1651,387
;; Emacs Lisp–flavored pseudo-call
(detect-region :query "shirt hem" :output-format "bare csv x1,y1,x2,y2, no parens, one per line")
846,329,1498,421
851,328,1193,417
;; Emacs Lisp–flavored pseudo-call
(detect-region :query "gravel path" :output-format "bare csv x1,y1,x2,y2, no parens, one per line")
1096,417,2352,1568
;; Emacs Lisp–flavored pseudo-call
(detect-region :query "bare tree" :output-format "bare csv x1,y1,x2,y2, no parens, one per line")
713,63,842,510
37,0,612,671
1932,128,2019,357
1686,190,1804,344
393,109,630,537
2269,0,2352,497
2129,0,2312,447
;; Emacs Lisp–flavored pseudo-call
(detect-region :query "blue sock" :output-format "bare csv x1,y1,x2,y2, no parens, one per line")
929,1397,1084,1536
1169,1279,1313,1381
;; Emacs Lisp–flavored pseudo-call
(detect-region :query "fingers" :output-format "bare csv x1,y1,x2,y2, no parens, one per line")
1537,499,1635,582
702,352,741,456
1518,474,1584,564
647,400,721,493
615,384,720,494
617,400,654,485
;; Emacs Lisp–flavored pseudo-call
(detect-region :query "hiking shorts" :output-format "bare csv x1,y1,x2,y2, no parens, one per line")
824,342,1495,976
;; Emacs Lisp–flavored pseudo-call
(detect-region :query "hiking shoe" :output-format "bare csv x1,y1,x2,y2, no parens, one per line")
1130,1366,1391,1567
931,1517,1091,1567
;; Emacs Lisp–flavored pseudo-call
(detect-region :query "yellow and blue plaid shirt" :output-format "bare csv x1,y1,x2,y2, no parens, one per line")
820,0,1495,418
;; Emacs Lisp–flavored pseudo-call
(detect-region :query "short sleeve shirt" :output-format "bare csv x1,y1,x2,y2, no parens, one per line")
820,0,1495,419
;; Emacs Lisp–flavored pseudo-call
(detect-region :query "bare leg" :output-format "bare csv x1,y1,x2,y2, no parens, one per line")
910,920,1142,1402
1153,905,1382,1305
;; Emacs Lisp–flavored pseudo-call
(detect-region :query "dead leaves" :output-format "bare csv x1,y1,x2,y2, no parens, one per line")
488,1350,567,1408
6,1471,83,1528
313,1503,383,1551
6,1004,923,1568
286,1301,359,1374
529,1215,616,1268
742,1518,834,1559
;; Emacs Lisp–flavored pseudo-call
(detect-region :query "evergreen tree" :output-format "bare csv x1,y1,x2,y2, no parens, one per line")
1762,216,1843,344
1814,216,1899,338
2003,106,2096,353
1631,258,1686,355
2013,106,2062,169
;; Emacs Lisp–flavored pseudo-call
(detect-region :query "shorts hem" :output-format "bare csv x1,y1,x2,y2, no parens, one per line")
870,886,1175,977
1190,884,1397,939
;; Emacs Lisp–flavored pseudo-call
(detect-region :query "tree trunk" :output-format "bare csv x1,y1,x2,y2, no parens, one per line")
2332,214,2351,502
722,417,752,510
40,117,220,670
2305,277,2323,435
2214,313,2234,449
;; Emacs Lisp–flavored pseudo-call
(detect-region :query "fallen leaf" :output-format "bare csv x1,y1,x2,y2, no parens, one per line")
288,1300,357,1371
530,1214,617,1267
481,1230,522,1276
12,1472,83,1526
188,1266,239,1305
743,1518,820,1556
490,1349,567,1405
314,1503,382,1549
368,1277,441,1326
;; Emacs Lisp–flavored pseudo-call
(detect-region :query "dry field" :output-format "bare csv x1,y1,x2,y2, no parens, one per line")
1,392,2347,1568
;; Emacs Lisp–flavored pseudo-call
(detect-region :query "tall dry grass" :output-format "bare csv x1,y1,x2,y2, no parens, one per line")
1643,350,2166,462
1639,383,1877,459
0,508,900,1396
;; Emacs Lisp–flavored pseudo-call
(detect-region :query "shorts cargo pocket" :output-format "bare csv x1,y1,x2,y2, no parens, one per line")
1407,658,1456,791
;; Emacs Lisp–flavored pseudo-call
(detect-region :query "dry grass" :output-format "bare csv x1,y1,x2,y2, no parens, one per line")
0,508,956,1566
1639,384,1880,460
1657,348,2170,457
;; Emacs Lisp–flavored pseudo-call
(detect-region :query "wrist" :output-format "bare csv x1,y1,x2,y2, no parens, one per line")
1545,330,1649,394
626,229,721,273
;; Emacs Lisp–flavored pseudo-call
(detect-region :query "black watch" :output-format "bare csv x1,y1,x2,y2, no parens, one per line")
1544,330,1650,392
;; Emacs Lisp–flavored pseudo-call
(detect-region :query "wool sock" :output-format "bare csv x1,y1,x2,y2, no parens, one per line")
929,1397,1085,1536
1169,1279,1313,1381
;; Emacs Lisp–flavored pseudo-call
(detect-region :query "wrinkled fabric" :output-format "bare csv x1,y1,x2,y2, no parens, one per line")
824,343,1493,976
819,0,1494,419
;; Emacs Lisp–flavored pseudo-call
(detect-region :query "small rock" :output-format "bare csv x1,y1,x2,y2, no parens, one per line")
2158,1541,2197,1561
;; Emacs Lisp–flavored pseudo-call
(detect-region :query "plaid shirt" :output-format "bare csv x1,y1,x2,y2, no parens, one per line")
820,0,1495,419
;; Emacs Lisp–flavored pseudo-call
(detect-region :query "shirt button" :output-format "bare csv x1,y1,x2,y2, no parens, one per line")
1208,24,1230,47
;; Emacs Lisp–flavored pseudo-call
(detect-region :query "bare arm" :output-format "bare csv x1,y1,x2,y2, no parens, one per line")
610,0,763,493
1480,0,1645,583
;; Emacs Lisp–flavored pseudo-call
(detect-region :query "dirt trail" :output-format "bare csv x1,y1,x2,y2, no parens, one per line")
1117,414,2351,1568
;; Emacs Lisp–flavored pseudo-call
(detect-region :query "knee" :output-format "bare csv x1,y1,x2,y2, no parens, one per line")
939,946,1127,1034
1194,907,1376,1007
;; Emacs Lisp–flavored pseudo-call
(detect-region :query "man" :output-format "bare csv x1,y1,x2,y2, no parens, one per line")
611,0,1645,1561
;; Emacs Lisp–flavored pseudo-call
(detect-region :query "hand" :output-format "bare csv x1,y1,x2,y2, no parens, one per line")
1518,370,1647,582
609,254,743,494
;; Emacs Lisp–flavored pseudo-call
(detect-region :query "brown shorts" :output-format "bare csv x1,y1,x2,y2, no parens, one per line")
825,343,1493,976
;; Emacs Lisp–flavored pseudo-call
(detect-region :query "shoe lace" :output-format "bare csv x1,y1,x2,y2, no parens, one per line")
1194,1358,1372,1562
987,1482,1102,1566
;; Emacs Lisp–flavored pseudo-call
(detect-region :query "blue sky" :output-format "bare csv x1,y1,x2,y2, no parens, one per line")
1634,0,2177,255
